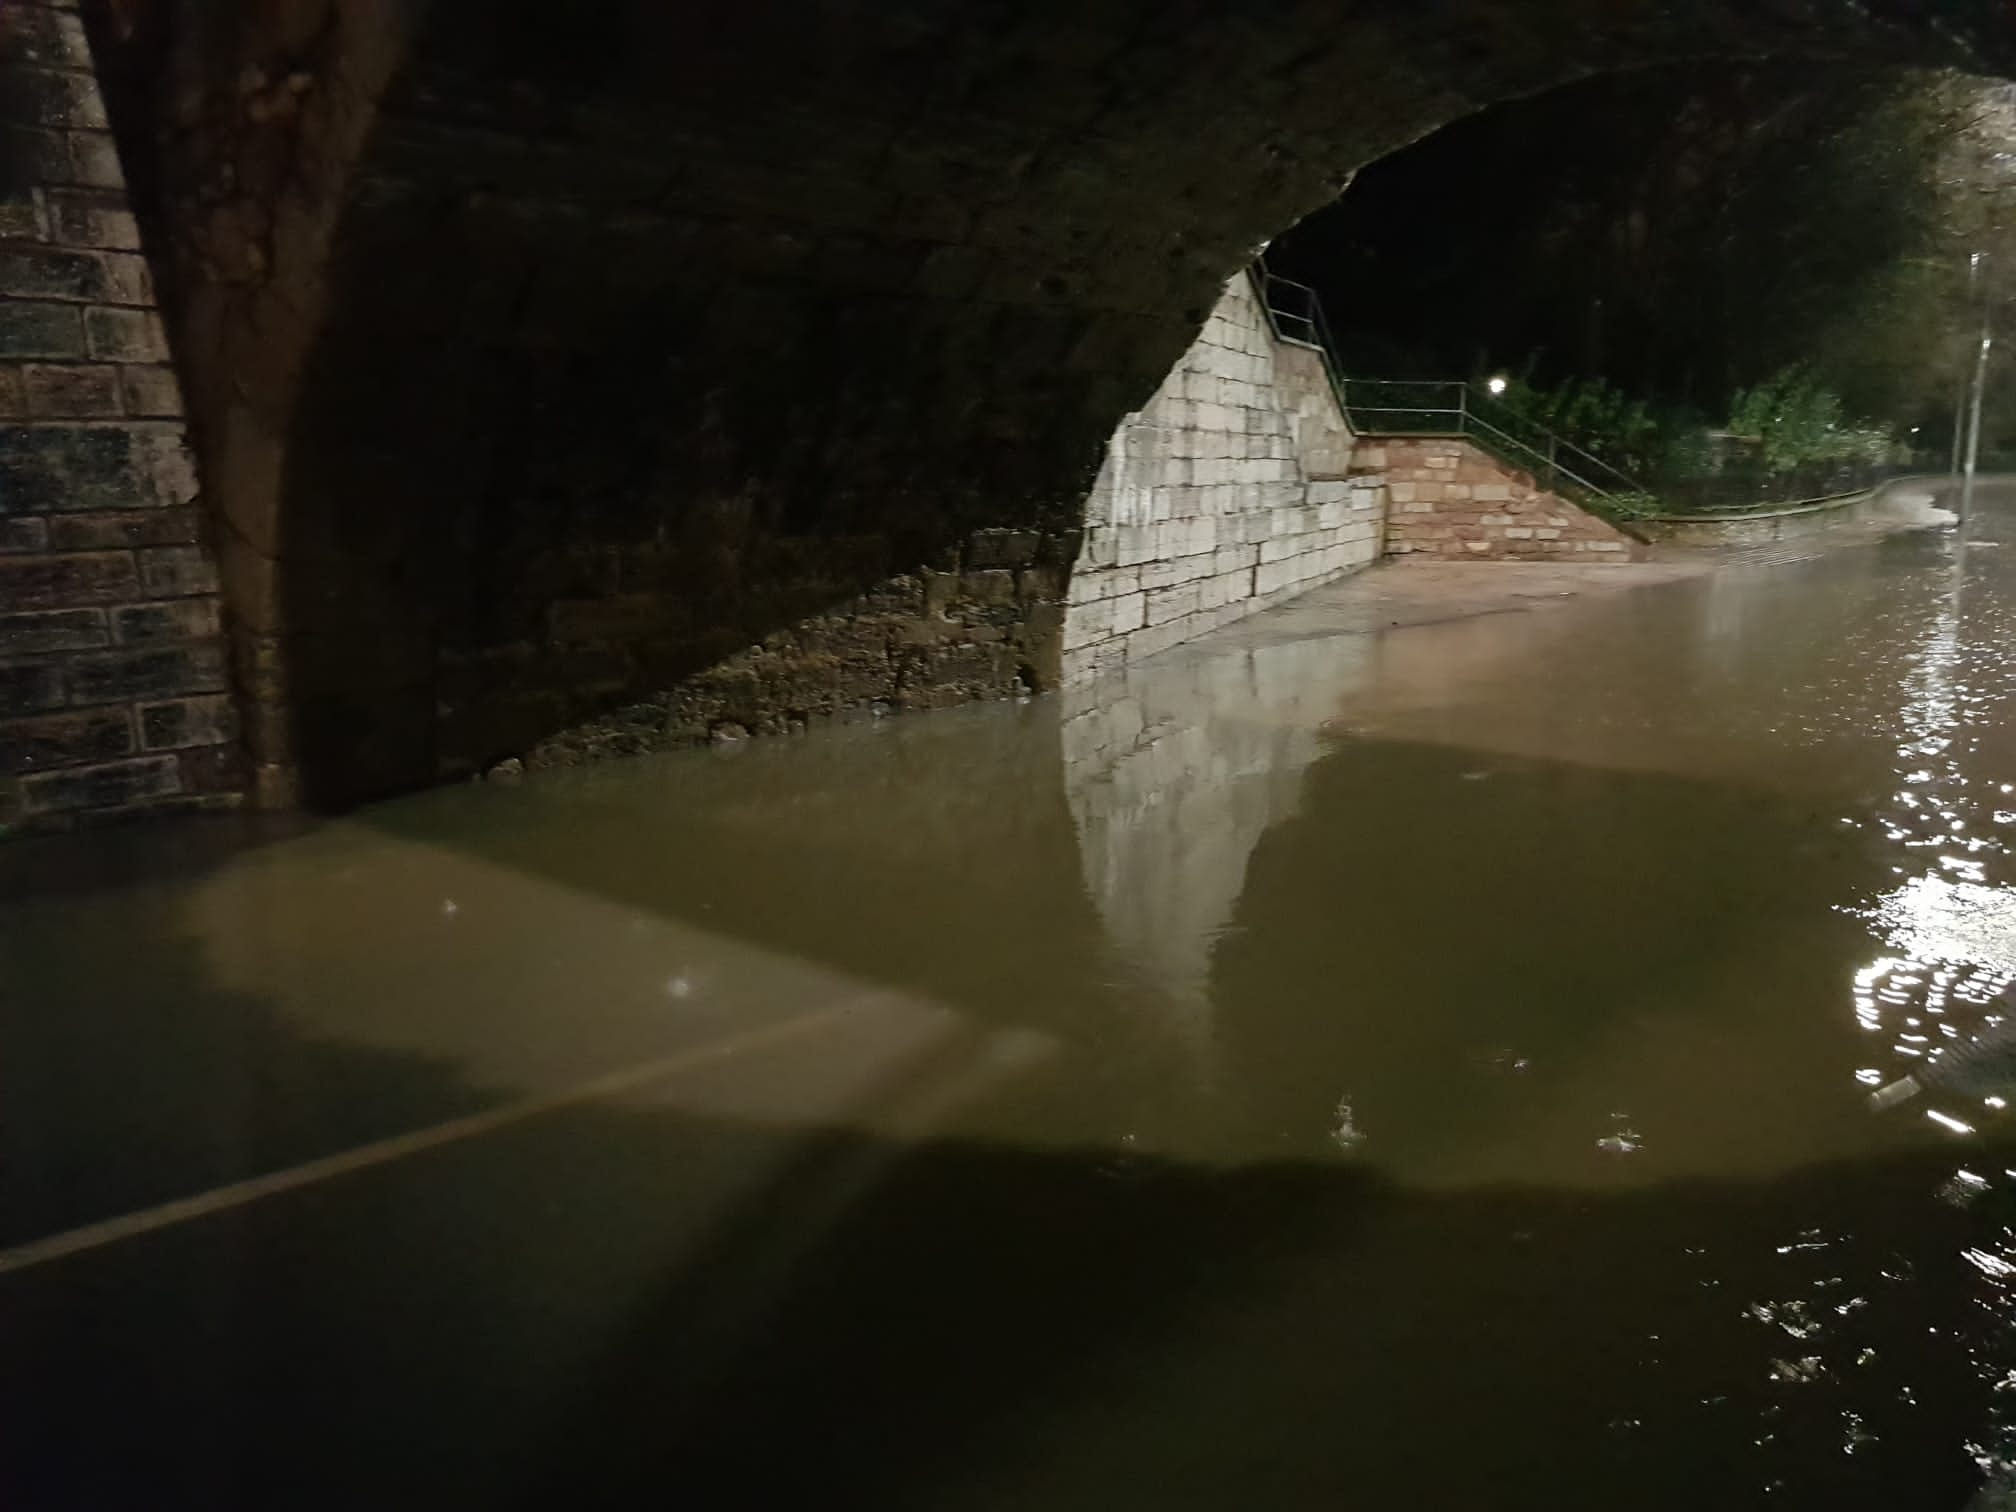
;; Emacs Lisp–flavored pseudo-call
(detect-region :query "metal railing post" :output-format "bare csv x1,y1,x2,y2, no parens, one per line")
1545,434,1557,492
1457,383,1469,439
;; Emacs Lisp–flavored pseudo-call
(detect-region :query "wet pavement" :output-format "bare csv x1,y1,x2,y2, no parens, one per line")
8,481,2016,1508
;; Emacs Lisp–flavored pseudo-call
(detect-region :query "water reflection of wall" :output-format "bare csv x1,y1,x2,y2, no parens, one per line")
1060,635,1372,1052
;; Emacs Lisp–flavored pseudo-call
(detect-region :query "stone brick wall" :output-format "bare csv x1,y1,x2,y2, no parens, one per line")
1371,438,1644,562
0,0,237,833
1063,275,1384,680
514,528,1069,770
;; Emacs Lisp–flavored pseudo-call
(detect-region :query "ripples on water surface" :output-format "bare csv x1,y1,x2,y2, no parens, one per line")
14,507,2016,1507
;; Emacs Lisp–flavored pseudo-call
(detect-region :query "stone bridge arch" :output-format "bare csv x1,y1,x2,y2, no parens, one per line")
72,0,2016,807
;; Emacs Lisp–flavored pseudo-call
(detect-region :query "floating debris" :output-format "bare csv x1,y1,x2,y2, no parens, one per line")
1598,1113,1642,1155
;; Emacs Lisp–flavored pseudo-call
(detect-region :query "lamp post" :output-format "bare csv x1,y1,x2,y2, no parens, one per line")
1954,252,1985,476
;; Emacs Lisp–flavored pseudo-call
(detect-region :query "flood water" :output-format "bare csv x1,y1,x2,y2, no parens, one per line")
13,490,2016,1508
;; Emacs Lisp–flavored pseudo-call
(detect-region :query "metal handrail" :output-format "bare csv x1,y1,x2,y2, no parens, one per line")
1467,412,1635,504
1344,409,1622,502
1337,378,1656,510
1255,273,1332,351
1248,259,1350,415
1341,383,1643,494
1648,460,1923,516
1246,263,1656,519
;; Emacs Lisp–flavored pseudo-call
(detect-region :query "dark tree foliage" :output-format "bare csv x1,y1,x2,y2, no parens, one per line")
1269,63,1986,432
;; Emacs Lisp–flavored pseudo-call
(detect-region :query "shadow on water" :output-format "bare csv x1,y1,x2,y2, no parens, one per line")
359,702,1130,1044
526,1134,2006,1512
3,724,2008,1509
4,982,2011,1512
344,716,1890,1048
0,830,494,1247
1210,734,1900,1184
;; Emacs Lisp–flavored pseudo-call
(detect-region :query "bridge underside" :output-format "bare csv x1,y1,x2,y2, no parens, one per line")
71,0,2016,807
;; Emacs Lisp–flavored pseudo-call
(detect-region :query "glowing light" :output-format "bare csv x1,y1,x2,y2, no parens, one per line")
1966,1246,2016,1280
1486,375,1509,396
1929,1110,1977,1135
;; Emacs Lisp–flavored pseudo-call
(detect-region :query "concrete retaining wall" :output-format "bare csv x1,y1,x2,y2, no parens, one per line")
1636,486,1897,547
1063,274,1385,682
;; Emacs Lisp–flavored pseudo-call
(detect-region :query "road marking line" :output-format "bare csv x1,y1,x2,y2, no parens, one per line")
0,1003,855,1278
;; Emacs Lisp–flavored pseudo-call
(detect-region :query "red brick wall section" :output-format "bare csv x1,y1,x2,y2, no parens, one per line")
1367,438,1644,562
0,0,239,834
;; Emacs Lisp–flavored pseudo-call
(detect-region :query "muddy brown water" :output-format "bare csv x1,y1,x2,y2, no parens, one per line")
9,486,2016,1509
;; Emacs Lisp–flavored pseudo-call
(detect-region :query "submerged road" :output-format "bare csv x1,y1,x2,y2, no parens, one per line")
8,481,2016,1509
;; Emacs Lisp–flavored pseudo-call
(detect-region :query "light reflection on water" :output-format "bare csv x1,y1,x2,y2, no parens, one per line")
1842,530,2016,1506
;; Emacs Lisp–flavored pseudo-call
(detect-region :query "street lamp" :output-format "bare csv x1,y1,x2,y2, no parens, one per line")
1487,375,1508,397
1956,251,1987,477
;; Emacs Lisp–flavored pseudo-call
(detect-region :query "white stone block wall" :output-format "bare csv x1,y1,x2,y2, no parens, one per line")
1062,273,1384,682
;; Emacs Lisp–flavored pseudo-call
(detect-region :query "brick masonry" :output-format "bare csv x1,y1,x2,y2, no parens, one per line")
1063,274,1385,680
1368,438,1645,562
0,0,238,832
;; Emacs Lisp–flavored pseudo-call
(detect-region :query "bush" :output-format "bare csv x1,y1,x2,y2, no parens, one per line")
1494,374,1664,475
1490,363,1902,513
1727,366,1893,471
1597,490,1662,520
